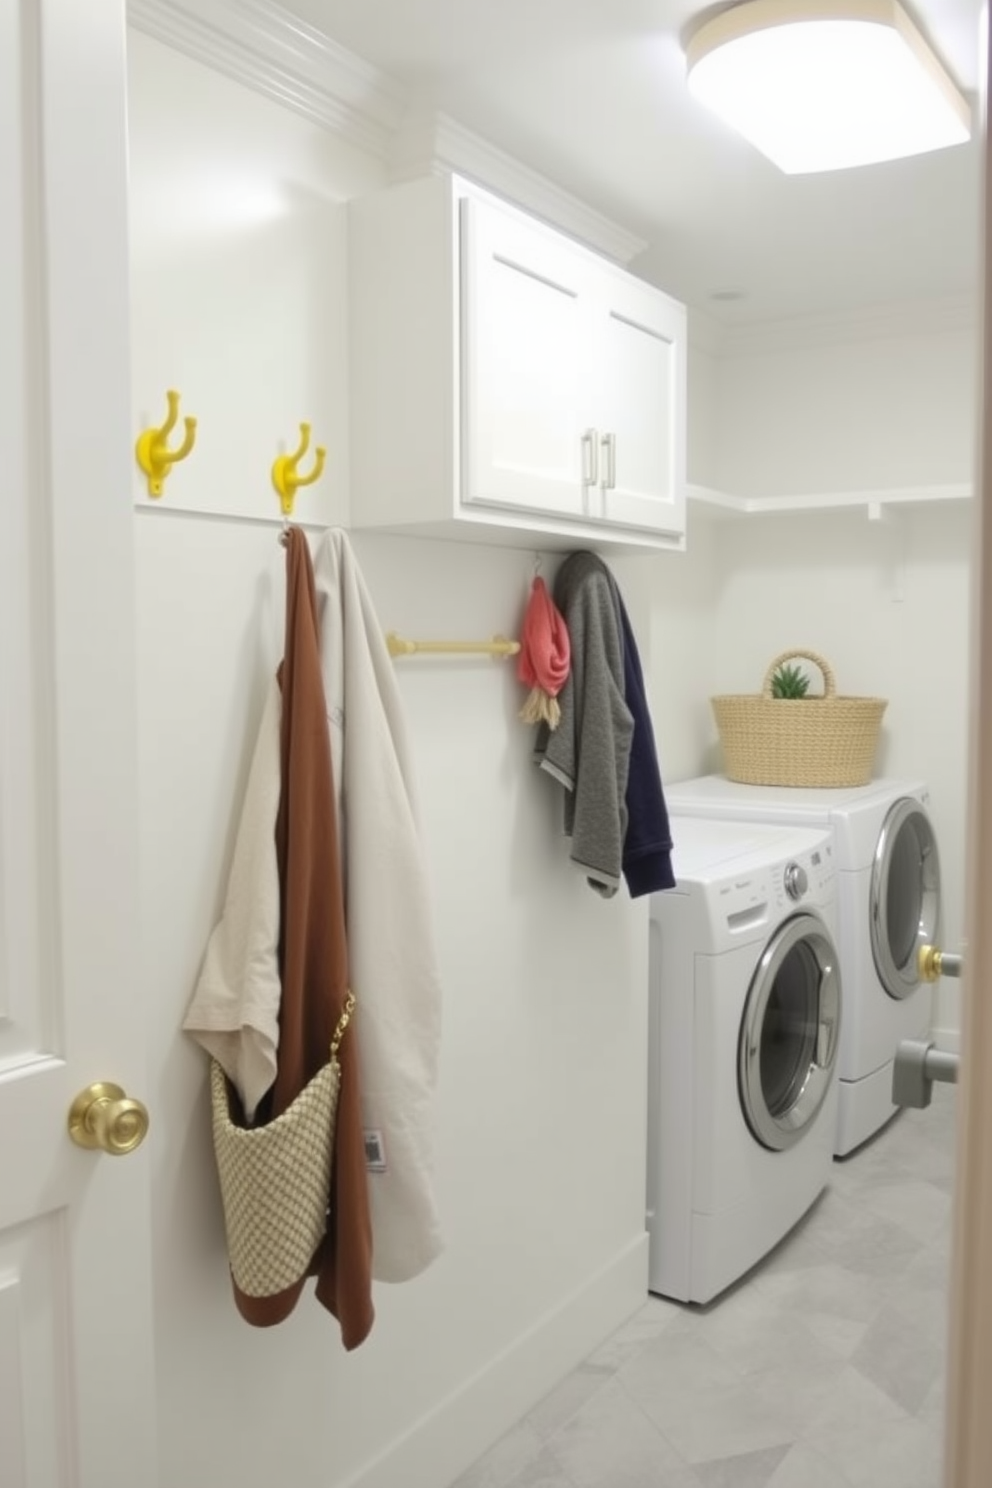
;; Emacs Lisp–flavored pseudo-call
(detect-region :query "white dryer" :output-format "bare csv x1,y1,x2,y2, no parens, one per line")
648,817,840,1304
664,776,941,1156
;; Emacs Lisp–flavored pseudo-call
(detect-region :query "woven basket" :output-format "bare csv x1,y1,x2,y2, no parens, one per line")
711,650,887,788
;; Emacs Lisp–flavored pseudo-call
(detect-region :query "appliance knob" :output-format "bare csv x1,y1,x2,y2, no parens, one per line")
784,862,808,901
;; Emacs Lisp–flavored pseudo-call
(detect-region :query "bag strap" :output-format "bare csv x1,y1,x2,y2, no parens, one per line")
330,991,356,1060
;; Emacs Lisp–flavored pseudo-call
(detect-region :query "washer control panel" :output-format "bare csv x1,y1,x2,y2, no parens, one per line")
783,861,809,901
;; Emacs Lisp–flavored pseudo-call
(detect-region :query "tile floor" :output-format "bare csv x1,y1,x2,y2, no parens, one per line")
453,1086,957,1488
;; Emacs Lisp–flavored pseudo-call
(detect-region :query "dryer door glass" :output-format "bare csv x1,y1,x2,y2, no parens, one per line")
870,799,941,1001
739,913,841,1152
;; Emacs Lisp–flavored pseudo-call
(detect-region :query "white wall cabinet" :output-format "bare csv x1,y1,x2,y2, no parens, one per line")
348,174,687,550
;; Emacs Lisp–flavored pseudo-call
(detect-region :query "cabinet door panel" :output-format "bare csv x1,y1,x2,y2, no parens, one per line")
595,278,686,537
460,196,591,518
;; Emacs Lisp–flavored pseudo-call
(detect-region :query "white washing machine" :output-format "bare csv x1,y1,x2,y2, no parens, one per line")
648,817,841,1304
664,776,941,1156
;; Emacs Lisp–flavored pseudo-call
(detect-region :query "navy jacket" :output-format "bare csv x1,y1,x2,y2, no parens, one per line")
609,579,676,897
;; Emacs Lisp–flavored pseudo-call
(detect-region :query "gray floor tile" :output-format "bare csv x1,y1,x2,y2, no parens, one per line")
851,1300,944,1414
799,1363,910,1438
452,1420,544,1488
694,1445,791,1488
807,1415,943,1488
799,1311,870,1360
548,1378,700,1488
918,1369,946,1428
454,1090,957,1488
503,1449,579,1488
886,1281,951,1355
901,1240,953,1293
858,1179,953,1247
527,1365,613,1442
765,1442,855,1488
752,1260,889,1326
794,1188,923,1275
747,1359,850,1437
628,1366,796,1465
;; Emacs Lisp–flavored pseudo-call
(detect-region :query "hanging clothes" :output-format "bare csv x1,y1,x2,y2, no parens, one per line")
534,551,633,897
182,680,281,1123
534,550,673,898
184,528,373,1347
606,574,675,897
516,575,570,728
313,529,444,1285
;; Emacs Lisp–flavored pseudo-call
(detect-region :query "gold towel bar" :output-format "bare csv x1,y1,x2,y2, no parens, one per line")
385,632,520,659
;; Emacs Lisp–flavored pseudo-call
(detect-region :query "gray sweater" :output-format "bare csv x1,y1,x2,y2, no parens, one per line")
534,552,634,897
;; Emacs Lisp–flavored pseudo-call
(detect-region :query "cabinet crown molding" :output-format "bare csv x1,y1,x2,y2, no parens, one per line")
127,0,645,264
388,112,647,266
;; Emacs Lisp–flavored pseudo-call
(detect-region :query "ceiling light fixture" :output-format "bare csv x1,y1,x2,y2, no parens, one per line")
685,0,971,174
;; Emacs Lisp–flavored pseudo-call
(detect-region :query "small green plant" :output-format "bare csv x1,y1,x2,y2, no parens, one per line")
771,662,811,699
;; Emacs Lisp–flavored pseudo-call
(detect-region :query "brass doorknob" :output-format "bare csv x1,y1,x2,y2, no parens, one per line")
68,1082,150,1156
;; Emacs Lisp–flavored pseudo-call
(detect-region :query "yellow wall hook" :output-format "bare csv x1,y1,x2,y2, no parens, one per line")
272,422,326,516
135,389,197,499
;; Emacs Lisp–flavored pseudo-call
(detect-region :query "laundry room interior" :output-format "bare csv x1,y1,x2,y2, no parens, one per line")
122,3,977,1486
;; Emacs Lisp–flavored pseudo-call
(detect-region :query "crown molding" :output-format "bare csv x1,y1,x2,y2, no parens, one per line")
127,0,646,266
388,112,648,265
126,0,407,158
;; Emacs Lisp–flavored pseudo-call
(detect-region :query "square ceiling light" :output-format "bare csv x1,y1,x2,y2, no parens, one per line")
685,0,971,173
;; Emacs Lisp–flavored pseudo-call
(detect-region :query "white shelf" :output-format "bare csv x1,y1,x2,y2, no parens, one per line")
686,482,973,520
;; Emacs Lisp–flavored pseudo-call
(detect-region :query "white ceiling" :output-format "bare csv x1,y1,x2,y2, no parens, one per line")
285,0,984,326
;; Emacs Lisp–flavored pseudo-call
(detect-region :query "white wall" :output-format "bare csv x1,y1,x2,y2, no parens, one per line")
712,312,976,499
686,334,721,493
645,516,723,784
128,34,661,1488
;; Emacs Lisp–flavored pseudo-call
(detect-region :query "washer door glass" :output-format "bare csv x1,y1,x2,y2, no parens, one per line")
739,912,841,1152
870,798,941,1001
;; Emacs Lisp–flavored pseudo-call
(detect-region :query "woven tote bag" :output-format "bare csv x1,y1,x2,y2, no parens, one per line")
210,993,355,1298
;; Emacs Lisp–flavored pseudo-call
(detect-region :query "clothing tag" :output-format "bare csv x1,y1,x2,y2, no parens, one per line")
364,1129,387,1173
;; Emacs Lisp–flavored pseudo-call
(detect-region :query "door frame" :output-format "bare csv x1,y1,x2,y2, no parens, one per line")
945,17,992,1483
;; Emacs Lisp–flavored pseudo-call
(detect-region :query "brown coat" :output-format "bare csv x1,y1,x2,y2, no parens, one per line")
234,527,374,1348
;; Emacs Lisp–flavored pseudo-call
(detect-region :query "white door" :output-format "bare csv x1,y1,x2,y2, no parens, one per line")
593,271,686,538
459,193,593,518
0,1,156,1484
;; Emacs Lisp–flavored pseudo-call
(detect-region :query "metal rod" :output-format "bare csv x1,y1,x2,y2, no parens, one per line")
385,632,520,659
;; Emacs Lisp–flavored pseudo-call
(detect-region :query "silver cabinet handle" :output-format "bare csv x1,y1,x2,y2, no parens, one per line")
582,428,599,486
601,432,616,490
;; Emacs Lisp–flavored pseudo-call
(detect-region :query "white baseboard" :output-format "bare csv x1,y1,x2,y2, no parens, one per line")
932,1026,961,1054
342,1233,649,1488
